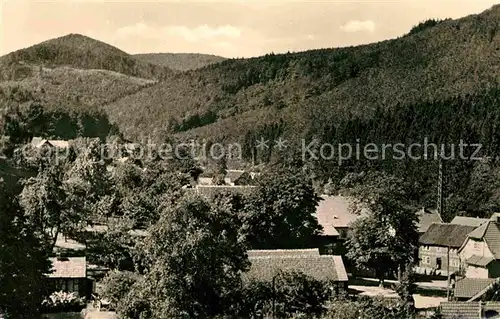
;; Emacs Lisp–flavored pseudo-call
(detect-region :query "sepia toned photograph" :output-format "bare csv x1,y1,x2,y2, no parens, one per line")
2,1,500,318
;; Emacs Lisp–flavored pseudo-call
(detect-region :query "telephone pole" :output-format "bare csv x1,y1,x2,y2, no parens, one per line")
438,158,451,300
437,158,444,217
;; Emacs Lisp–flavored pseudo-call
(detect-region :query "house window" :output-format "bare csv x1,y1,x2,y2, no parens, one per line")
422,256,431,264
473,241,480,249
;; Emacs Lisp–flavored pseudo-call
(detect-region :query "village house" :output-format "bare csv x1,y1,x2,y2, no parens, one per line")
31,137,70,149
244,249,348,295
418,223,476,276
45,257,92,300
415,207,443,234
314,197,440,254
191,185,257,198
458,216,500,279
315,196,361,240
197,171,215,185
453,277,498,301
224,169,252,185
450,216,489,227
440,301,500,319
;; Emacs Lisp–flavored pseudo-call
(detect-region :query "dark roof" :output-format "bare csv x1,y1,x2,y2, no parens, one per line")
454,278,496,299
467,255,494,267
47,257,86,278
244,255,348,283
450,216,489,227
247,249,320,258
419,223,476,248
440,302,480,319
415,208,443,233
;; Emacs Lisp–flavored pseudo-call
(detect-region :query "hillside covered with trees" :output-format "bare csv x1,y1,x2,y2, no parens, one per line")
133,53,226,71
1,6,500,219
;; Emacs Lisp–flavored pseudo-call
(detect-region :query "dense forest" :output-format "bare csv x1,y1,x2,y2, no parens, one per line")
1,7,500,221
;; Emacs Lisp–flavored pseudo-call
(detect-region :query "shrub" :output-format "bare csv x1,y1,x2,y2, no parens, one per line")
234,271,331,318
41,291,86,313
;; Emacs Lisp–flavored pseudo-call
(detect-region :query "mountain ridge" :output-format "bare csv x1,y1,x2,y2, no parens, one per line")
2,5,500,143
0,34,173,81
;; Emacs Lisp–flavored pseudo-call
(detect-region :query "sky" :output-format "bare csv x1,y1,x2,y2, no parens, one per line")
1,0,499,58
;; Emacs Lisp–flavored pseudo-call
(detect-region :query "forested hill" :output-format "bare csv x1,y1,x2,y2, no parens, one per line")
103,5,500,141
0,34,173,81
133,53,226,71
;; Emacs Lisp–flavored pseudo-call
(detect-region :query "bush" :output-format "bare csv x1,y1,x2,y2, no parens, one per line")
234,271,331,318
41,291,86,313
98,270,141,309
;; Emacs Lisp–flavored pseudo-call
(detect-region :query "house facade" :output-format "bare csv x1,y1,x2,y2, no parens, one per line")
458,219,500,279
418,223,476,276
46,257,92,300
415,208,442,234
245,249,349,295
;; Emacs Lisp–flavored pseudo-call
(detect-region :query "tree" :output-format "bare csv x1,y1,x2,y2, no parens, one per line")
0,179,51,318
393,266,417,315
242,168,322,249
19,165,69,251
138,194,249,318
99,270,142,309
234,271,330,318
344,172,419,286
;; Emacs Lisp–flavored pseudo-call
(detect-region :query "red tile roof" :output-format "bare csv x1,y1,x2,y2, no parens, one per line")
315,196,366,236
454,278,496,299
47,257,86,279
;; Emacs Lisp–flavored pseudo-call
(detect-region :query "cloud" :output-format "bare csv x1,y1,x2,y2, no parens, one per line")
116,22,152,38
115,22,242,44
340,20,376,33
166,24,241,42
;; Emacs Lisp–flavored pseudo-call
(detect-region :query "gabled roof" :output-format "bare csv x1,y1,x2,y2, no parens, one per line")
415,207,443,233
468,222,489,239
31,137,70,149
440,302,500,319
47,257,86,279
48,140,70,148
315,195,366,236
31,137,47,148
245,255,348,283
466,221,500,259
247,249,320,258
419,223,476,248
467,255,495,267
469,278,500,302
440,302,481,319
484,222,500,259
225,169,246,182
454,278,496,299
451,216,489,227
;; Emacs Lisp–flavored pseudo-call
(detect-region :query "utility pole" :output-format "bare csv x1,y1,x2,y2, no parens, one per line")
437,158,444,217
272,275,276,319
447,245,451,300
